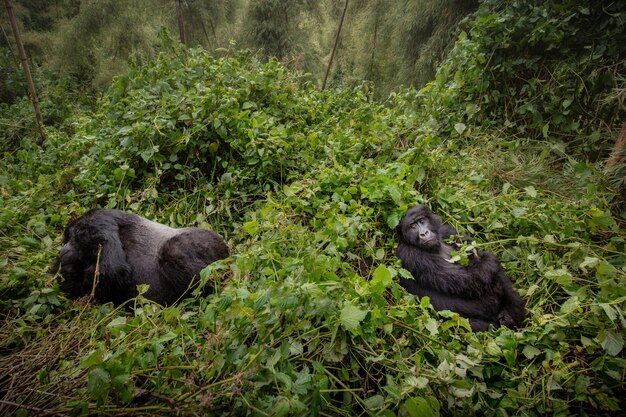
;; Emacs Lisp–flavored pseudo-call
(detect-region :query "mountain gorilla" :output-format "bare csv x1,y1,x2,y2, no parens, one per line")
52,209,229,306
396,205,525,331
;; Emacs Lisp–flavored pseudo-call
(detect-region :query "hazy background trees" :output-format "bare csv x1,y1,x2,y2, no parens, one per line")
1,0,477,95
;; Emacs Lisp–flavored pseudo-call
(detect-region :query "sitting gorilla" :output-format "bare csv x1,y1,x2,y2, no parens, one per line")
396,205,525,331
52,208,229,306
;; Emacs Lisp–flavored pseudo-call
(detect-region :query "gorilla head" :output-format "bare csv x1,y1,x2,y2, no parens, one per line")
398,205,450,252
396,205,525,331
52,209,229,306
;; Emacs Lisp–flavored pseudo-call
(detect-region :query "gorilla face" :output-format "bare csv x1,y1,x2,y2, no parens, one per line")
398,205,443,251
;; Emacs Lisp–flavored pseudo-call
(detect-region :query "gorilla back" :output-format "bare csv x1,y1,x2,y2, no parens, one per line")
52,209,229,306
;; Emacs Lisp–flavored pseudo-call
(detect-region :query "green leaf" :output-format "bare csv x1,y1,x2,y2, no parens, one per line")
402,397,437,417
106,316,127,329
339,304,368,331
578,257,599,271
155,331,178,344
272,398,290,417
454,122,466,135
512,207,527,218
81,350,104,368
87,367,110,399
522,345,542,359
243,221,258,236
386,184,402,204
386,211,401,229
599,330,623,356
404,376,429,390
524,186,537,198
560,296,580,314
545,269,573,286
599,303,617,322
370,265,393,294
364,394,384,410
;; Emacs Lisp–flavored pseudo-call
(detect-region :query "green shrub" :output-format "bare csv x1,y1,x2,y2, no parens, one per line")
418,0,626,156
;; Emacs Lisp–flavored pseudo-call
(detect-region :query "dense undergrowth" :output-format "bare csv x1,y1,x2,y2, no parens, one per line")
1,3,625,416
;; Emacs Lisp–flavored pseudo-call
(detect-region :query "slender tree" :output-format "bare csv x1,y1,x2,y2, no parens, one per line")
4,0,45,145
322,0,349,90
175,0,186,44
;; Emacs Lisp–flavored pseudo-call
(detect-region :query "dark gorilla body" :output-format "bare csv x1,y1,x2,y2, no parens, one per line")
396,205,525,331
52,209,229,306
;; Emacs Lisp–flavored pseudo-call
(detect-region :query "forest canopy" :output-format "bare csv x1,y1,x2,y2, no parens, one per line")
1,0,625,416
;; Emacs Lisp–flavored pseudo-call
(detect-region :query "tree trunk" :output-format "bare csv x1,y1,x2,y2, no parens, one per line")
4,0,45,146
369,12,379,77
322,0,349,91
607,120,626,167
175,0,186,45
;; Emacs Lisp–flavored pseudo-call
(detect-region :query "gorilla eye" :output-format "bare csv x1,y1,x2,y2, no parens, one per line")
410,222,418,230
417,218,426,225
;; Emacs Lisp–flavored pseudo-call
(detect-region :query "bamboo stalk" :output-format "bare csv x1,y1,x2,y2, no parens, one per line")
4,0,45,146
175,0,186,45
322,0,349,91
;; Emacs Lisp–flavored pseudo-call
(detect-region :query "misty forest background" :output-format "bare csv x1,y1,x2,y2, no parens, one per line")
0,0,477,97
1,0,626,416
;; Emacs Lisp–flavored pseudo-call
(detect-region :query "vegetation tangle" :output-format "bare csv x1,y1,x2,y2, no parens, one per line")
1,1,625,416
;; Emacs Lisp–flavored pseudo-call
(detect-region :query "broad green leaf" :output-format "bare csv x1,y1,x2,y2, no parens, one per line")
579,257,599,271
386,211,401,229
524,186,537,198
560,296,580,314
155,331,178,344
522,345,541,359
243,221,258,236
402,397,435,417
364,394,384,410
272,398,290,417
87,367,110,396
386,184,402,204
545,269,573,286
81,350,104,368
106,316,127,329
599,330,623,356
370,264,393,294
340,304,368,331
599,303,617,321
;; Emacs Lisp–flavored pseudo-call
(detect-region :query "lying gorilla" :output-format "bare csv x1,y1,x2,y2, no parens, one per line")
396,205,525,331
52,209,229,306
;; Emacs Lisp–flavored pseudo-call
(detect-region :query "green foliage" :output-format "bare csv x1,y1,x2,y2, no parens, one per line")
1,8,626,417
420,0,626,157
0,48,26,104
72,35,397,227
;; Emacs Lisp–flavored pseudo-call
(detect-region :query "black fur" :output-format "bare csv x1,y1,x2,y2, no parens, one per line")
396,205,525,331
52,209,229,306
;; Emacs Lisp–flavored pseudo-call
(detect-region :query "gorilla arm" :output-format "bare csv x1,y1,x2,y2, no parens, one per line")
71,210,133,286
396,243,491,298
